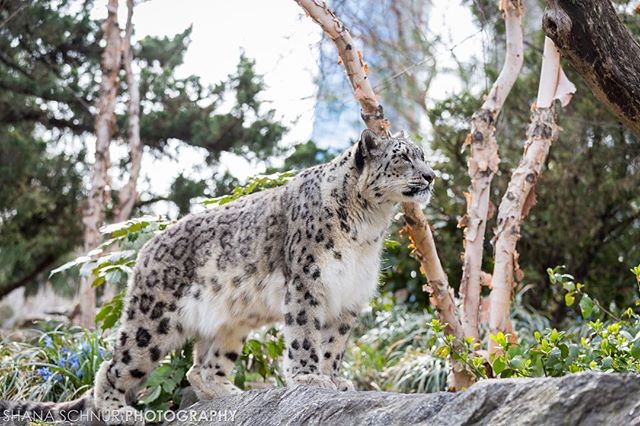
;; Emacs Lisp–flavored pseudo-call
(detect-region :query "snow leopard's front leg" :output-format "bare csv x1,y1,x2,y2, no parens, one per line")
282,268,337,390
321,309,358,391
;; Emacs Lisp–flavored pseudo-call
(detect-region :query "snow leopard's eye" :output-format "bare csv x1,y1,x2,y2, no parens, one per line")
400,153,411,163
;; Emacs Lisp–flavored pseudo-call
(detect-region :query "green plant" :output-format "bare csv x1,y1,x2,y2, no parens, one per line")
50,216,173,296
202,171,294,206
136,342,193,415
0,325,108,402
430,266,640,381
234,327,285,390
344,295,448,393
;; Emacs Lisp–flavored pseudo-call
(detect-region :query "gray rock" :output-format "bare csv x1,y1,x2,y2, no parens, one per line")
167,373,640,426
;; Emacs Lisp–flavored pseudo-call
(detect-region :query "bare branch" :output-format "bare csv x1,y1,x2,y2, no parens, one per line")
114,0,143,223
459,0,524,341
295,0,390,136
488,37,573,352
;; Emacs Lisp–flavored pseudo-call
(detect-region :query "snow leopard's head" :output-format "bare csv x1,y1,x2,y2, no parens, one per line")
354,129,435,205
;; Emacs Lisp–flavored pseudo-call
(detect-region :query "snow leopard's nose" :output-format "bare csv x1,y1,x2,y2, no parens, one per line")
422,170,435,185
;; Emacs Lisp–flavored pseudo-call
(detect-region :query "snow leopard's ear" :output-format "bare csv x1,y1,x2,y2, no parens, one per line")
355,129,381,171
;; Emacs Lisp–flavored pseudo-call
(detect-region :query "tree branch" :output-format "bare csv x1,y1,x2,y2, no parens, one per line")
113,0,143,223
0,255,58,299
459,0,524,341
489,37,574,353
79,0,122,328
543,0,640,136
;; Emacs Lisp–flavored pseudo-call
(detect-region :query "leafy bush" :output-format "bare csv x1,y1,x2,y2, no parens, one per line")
430,266,640,381
234,327,285,390
135,342,193,415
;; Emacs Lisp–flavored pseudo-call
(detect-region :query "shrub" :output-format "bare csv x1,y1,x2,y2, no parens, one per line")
430,265,640,381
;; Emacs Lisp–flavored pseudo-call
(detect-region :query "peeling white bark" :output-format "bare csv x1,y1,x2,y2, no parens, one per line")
536,37,576,109
114,0,142,224
459,0,524,341
79,0,122,328
488,37,573,352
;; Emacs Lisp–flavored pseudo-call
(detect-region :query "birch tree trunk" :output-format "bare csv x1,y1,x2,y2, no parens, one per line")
488,38,575,352
459,0,524,341
294,0,473,390
114,0,142,224
79,0,122,328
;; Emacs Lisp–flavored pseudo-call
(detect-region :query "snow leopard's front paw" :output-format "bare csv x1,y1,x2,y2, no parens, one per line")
331,376,355,391
290,373,337,390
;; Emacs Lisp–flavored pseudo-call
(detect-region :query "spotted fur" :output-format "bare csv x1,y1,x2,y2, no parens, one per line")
1,130,434,425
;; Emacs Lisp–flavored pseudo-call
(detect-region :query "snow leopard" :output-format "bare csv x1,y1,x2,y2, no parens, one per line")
0,129,435,425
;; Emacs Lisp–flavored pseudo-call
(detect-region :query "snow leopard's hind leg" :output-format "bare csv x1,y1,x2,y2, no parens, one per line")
187,324,251,400
94,276,188,425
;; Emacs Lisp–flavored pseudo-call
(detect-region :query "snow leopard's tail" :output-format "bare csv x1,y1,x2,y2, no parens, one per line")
0,390,95,423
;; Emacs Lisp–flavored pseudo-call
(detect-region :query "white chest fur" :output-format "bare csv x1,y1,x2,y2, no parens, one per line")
320,241,382,320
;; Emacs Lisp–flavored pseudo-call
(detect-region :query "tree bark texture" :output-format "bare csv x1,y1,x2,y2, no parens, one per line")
459,0,524,341
488,37,573,352
488,107,557,349
79,0,122,328
543,0,640,137
114,0,142,224
402,203,473,390
294,0,474,389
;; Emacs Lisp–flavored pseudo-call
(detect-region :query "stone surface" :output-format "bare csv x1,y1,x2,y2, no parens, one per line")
168,373,640,426
3,373,639,425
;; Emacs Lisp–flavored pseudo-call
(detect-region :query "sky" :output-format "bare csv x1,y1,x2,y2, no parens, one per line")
92,0,482,216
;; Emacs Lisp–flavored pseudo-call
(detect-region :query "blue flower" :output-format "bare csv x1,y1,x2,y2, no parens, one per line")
37,367,53,380
69,355,81,373
43,336,53,348
37,367,60,382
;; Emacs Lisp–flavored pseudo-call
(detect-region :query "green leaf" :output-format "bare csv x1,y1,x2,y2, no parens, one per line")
492,357,506,375
565,292,575,307
95,291,124,330
580,294,594,319
139,385,162,405
49,255,92,277
434,345,450,358
383,239,401,250
631,341,640,359
509,356,525,371
491,332,508,348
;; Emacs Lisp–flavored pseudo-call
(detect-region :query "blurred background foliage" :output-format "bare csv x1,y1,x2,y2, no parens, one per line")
0,0,286,297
